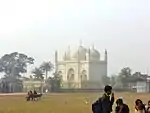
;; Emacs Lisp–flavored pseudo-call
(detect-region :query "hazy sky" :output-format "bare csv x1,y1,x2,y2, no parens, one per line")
0,0,150,76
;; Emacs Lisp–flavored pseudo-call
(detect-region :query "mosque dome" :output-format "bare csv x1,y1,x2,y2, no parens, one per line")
72,46,87,60
89,46,100,60
62,44,100,61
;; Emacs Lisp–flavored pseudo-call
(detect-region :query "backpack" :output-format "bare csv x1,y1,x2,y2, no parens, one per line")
120,104,130,113
92,98,103,113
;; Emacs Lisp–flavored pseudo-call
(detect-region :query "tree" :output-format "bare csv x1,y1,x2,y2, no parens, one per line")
119,67,132,88
101,76,110,86
40,61,54,80
32,67,45,93
132,72,141,77
47,72,62,92
0,52,34,78
113,76,123,89
110,75,117,87
119,67,132,77
32,67,44,80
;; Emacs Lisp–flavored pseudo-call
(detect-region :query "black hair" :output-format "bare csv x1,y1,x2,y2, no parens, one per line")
135,99,143,105
104,85,112,92
116,98,123,105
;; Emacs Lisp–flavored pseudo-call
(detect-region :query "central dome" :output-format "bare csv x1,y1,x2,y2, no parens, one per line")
72,46,87,60
62,44,101,61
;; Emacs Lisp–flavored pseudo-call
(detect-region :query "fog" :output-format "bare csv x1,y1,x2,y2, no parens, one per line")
0,0,150,76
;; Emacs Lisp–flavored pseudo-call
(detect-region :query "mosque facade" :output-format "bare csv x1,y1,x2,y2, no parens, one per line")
55,44,108,89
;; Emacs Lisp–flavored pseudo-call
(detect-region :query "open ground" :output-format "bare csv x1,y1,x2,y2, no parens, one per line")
0,92,149,113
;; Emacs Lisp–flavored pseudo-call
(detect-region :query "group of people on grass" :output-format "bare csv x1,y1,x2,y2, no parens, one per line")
27,90,38,96
26,90,38,101
92,85,150,113
26,90,42,101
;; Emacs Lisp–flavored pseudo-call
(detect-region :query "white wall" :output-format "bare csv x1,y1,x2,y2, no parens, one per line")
58,61,79,82
89,61,107,82
57,60,107,89
136,81,147,93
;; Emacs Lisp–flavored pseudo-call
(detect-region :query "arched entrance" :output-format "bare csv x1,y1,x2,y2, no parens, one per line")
67,68,75,88
81,70,87,81
80,70,88,88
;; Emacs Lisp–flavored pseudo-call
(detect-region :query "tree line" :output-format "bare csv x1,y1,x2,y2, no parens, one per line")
102,67,146,90
0,52,61,92
0,52,144,92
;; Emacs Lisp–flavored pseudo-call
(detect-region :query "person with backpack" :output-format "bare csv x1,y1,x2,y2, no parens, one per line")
92,98,102,113
92,85,114,113
115,98,130,113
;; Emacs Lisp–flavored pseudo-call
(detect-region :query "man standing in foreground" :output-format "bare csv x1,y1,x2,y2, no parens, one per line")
101,85,115,113
92,85,114,113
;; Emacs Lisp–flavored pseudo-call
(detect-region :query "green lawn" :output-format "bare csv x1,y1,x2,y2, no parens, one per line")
0,92,149,113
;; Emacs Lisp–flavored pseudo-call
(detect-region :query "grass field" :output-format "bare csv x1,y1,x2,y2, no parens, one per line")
0,92,149,113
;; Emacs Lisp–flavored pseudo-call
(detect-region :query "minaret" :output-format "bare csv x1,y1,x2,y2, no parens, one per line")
92,43,94,49
79,39,82,46
55,50,58,73
67,45,71,60
86,48,90,61
105,49,108,77
77,47,81,88
105,49,107,62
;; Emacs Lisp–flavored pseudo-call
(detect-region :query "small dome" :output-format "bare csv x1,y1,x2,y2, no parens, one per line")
90,47,100,60
72,46,87,60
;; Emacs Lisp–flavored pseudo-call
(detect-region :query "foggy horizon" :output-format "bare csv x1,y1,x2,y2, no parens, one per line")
0,0,150,76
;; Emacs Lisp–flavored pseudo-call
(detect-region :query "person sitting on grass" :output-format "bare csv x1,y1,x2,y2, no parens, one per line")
26,90,33,101
34,90,37,95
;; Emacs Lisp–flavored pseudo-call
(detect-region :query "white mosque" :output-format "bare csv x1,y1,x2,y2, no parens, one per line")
54,44,108,89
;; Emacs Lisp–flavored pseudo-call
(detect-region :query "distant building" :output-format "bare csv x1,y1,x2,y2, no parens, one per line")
0,77,23,93
55,44,108,89
129,74,150,93
22,78,45,92
136,81,148,93
0,77,47,93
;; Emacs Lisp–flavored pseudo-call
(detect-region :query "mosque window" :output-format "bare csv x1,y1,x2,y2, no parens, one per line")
67,68,75,81
81,70,87,81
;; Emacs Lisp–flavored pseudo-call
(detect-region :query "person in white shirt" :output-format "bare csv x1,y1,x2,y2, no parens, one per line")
146,100,150,113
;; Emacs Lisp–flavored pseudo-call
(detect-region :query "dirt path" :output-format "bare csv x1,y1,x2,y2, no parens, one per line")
0,93,26,96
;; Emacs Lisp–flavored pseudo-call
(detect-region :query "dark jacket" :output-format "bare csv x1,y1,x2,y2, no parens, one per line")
147,107,150,113
101,93,114,113
115,104,129,113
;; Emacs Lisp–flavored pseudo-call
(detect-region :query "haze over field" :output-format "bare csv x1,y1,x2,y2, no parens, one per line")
0,0,150,76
